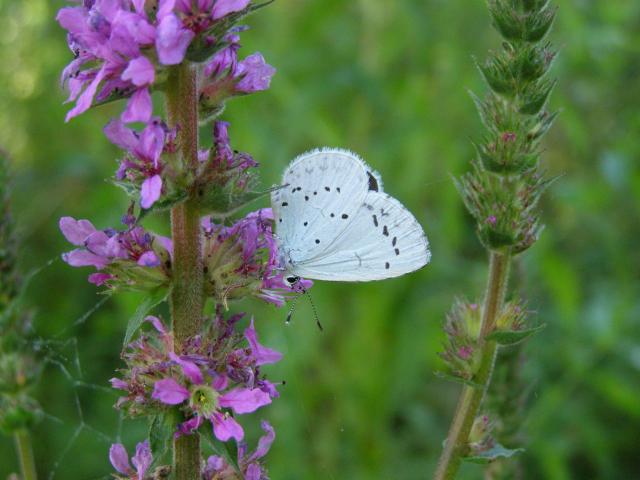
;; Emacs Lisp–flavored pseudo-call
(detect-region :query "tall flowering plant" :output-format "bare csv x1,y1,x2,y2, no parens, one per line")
56,1,300,478
434,1,557,478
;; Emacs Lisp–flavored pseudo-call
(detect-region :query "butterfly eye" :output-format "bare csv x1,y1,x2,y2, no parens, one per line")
286,275,299,285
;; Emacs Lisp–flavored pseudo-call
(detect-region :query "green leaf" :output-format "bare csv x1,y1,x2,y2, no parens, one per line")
123,288,169,347
149,410,180,464
197,186,277,219
434,371,483,389
463,443,525,464
486,323,546,345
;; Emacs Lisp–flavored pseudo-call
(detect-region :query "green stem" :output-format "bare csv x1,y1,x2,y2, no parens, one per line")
14,430,37,480
166,63,204,480
434,251,510,480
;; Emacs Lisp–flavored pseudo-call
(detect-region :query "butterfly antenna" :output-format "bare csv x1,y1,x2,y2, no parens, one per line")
285,294,300,326
301,287,323,332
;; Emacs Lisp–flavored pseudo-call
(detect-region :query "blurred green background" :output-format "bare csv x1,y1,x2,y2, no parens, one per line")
1,0,639,478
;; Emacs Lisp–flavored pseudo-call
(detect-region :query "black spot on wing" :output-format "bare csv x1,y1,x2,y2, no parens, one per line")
367,171,379,191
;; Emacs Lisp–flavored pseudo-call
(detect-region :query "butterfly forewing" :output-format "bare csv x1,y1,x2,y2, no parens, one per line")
272,149,371,265
290,191,431,281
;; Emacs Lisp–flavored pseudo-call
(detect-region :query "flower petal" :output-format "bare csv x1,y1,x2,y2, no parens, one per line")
109,443,131,475
137,250,161,267
235,53,275,93
59,217,97,245
122,56,155,87
62,249,109,269
140,174,163,209
110,378,128,390
104,120,138,151
169,352,204,384
89,272,113,285
244,318,282,366
121,87,153,123
131,440,152,478
155,13,195,65
211,0,250,20
245,463,263,480
251,420,275,461
218,387,271,414
152,378,190,405
211,413,243,442
177,415,204,436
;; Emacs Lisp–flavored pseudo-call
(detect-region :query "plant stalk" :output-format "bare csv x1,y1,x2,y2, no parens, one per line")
166,63,204,480
434,251,510,480
14,430,37,480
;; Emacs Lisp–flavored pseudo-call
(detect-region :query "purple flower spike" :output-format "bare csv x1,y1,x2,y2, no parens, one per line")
109,443,132,475
212,0,251,19
235,53,275,93
152,378,190,405
218,387,271,414
131,440,152,479
245,319,282,365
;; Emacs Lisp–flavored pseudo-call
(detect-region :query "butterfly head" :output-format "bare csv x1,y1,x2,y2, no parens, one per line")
284,275,301,289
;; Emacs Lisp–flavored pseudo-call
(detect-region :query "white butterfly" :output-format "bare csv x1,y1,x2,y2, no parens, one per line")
271,148,431,282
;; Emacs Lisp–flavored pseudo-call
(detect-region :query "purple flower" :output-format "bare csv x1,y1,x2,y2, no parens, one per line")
155,10,195,65
235,53,276,93
152,378,190,404
140,174,163,209
59,216,171,288
203,420,275,480
109,440,152,479
104,119,172,209
245,319,282,366
202,208,311,306
56,1,157,122
212,0,251,20
153,360,271,441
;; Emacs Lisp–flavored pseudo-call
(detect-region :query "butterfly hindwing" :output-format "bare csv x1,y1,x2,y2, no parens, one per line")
272,148,372,265
290,190,431,281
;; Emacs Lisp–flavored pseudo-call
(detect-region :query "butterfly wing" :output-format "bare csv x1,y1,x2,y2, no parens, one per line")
289,191,431,281
272,148,373,266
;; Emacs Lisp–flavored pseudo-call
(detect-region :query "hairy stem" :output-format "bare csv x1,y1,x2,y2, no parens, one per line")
14,430,37,480
166,63,203,480
434,251,510,480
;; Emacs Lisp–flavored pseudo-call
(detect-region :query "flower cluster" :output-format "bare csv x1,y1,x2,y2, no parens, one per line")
105,118,177,209
59,216,172,290
199,30,275,120
109,440,157,480
439,299,483,383
112,310,281,443
202,208,311,307
108,422,274,480
56,0,268,123
203,420,274,480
